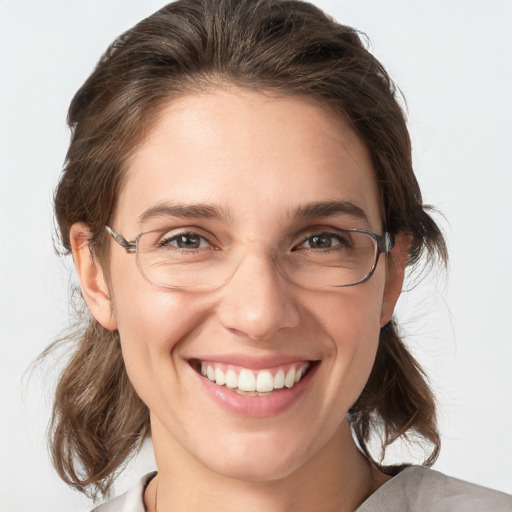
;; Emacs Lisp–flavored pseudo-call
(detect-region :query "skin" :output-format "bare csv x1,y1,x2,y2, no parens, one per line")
71,88,409,511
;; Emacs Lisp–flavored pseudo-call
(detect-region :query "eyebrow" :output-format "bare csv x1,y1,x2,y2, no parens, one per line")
139,199,368,225
292,200,369,224
139,202,232,224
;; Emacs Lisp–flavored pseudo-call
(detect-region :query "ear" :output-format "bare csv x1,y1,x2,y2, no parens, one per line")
70,223,118,331
380,232,411,326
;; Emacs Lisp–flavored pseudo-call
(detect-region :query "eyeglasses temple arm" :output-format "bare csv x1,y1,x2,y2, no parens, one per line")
105,226,137,253
382,232,395,253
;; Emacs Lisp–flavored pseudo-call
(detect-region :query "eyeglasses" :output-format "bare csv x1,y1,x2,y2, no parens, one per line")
105,225,394,291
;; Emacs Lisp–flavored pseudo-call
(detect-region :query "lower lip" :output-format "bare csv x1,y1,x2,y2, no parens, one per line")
194,363,318,417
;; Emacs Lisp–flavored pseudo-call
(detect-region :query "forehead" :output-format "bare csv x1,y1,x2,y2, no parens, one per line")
118,88,381,231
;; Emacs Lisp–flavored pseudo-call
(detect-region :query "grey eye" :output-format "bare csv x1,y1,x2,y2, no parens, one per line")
159,232,209,250
303,232,342,249
174,233,202,249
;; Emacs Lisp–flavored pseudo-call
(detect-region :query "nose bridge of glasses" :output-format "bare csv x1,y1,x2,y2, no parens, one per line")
226,237,282,277
205,234,300,291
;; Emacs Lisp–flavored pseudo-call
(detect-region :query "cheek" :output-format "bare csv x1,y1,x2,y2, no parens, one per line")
107,256,198,392
311,278,385,393
314,276,385,343
112,286,216,421
110,252,187,343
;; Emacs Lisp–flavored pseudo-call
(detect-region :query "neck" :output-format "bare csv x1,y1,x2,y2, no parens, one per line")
145,417,389,512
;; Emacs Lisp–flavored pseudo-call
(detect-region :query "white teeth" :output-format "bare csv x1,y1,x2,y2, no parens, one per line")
238,369,256,392
274,369,285,389
215,367,226,386
199,362,310,392
256,371,274,392
225,369,238,388
284,368,296,388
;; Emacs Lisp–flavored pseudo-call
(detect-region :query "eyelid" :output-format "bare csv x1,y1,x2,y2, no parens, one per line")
289,224,352,242
147,225,222,251
159,230,210,242
297,231,348,249
150,224,218,240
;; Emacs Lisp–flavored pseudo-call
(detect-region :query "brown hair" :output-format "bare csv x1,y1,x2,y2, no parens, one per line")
49,0,447,498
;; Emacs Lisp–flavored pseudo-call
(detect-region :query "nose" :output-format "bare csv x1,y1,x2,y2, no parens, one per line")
216,253,300,341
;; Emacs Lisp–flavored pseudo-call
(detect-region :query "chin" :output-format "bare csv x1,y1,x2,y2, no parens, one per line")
209,453,304,483
195,426,319,483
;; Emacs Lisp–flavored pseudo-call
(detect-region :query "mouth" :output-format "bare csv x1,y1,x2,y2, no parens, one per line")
190,359,315,396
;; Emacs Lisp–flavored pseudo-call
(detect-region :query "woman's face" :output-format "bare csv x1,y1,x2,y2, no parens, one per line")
92,88,404,481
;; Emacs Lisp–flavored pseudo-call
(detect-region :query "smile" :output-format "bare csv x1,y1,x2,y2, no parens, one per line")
192,360,312,395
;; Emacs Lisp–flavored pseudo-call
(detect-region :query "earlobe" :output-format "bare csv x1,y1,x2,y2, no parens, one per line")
380,233,411,326
70,223,118,331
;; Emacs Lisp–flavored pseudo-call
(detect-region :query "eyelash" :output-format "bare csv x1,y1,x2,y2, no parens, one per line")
154,228,350,252
294,231,350,251
157,231,214,251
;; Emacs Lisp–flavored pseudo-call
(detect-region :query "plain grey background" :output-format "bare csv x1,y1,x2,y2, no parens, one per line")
1,1,511,510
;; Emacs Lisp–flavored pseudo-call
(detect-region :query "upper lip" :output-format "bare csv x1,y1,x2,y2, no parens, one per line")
187,353,318,370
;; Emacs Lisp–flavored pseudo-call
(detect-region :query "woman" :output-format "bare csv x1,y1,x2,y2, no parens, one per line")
47,0,511,510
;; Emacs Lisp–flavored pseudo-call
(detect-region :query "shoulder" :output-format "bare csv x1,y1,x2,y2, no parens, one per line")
357,466,512,512
89,472,156,512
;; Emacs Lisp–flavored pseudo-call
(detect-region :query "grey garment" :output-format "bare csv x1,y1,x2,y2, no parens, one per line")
90,467,512,512
90,472,156,512
356,466,512,512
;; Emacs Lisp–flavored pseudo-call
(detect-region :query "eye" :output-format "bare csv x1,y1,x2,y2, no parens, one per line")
298,231,349,250
158,231,211,250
